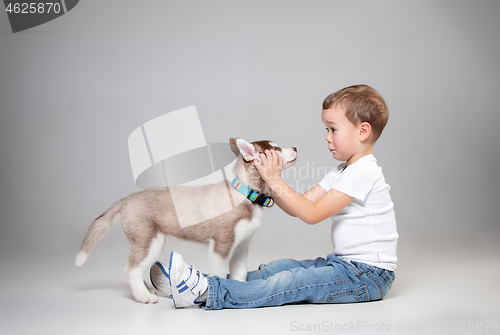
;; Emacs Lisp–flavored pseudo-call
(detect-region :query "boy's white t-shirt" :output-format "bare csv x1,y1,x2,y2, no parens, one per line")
318,154,398,271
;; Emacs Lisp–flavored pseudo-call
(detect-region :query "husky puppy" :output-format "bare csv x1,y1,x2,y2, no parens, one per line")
75,138,297,303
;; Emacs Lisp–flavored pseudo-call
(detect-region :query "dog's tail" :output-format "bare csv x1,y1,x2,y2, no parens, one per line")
75,200,123,267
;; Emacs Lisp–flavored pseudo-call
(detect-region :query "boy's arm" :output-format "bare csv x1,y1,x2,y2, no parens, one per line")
274,185,327,217
303,184,328,202
268,179,353,225
272,196,297,217
255,150,353,225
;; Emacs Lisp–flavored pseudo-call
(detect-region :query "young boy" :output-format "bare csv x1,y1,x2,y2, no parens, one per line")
150,84,398,309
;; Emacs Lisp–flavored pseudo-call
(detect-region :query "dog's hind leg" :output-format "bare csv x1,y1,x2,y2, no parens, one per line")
125,233,166,303
144,235,170,294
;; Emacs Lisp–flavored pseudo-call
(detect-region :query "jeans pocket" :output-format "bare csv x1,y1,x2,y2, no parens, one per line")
326,284,369,303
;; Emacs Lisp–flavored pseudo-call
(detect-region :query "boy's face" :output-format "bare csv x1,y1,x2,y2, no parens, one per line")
321,107,361,164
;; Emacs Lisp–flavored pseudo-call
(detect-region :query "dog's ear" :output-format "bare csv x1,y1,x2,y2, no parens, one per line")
229,138,240,156
234,138,258,162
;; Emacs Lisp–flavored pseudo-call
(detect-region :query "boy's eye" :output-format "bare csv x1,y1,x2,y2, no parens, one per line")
325,127,336,132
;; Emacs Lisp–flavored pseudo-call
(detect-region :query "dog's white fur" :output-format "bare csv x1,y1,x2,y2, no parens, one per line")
75,138,297,303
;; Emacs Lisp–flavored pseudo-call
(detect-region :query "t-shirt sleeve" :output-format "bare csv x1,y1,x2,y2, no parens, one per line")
333,161,377,201
318,168,337,192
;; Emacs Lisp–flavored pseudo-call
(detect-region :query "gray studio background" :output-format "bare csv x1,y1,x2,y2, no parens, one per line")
1,1,499,334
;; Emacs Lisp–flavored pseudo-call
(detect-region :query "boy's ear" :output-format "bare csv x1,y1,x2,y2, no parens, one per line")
359,122,372,142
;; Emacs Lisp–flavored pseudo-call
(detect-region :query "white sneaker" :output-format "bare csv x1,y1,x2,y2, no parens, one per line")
168,251,208,308
150,261,172,298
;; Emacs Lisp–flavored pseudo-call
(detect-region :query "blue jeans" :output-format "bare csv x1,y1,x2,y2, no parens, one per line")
202,253,395,310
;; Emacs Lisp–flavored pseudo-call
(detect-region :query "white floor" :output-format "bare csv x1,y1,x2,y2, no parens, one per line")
1,230,499,335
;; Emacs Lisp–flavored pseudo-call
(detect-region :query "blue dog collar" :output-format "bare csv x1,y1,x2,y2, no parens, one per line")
231,177,274,207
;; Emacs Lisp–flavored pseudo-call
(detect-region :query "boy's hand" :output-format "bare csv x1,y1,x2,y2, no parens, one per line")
254,149,283,187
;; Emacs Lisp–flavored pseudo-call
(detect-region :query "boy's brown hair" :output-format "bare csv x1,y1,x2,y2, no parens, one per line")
323,85,389,142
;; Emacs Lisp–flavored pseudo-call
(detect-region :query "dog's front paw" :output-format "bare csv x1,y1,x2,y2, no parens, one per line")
228,273,247,282
136,292,159,304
